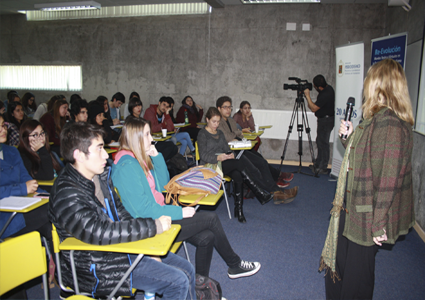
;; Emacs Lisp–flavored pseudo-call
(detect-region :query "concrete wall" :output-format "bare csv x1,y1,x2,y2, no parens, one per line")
386,0,425,231
0,3,386,162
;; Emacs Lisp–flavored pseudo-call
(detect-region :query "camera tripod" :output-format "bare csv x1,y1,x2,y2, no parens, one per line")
279,90,318,177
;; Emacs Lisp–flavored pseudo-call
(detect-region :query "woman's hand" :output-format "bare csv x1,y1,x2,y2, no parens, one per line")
339,119,353,140
373,229,388,246
196,104,203,110
158,215,171,232
113,119,120,125
242,128,251,133
146,144,159,157
182,207,196,218
217,153,234,161
26,180,38,194
30,138,44,152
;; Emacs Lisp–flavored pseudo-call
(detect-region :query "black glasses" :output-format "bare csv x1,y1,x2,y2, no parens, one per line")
28,131,46,139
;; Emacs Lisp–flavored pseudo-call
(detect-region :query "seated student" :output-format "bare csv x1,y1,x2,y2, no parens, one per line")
198,107,298,222
96,95,113,125
33,95,61,121
21,92,37,118
18,119,62,193
233,100,261,151
6,101,27,146
127,96,144,119
3,91,20,113
124,92,141,119
49,122,194,299
112,117,261,278
0,114,52,241
216,96,294,186
143,97,178,161
109,92,125,125
40,99,69,156
165,97,196,157
176,95,203,142
88,102,119,144
69,99,88,123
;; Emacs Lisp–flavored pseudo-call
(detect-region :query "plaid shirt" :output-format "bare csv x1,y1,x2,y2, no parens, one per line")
341,108,415,246
7,123,20,146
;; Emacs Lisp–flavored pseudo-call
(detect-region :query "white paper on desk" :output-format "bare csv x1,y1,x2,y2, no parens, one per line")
108,142,120,147
0,196,42,210
228,141,251,148
110,125,123,129
174,123,186,126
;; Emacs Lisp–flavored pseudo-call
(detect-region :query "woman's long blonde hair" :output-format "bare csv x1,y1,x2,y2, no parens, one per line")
362,58,414,125
118,117,153,176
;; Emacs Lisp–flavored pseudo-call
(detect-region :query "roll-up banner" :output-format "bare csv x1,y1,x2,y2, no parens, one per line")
331,42,364,178
371,32,408,68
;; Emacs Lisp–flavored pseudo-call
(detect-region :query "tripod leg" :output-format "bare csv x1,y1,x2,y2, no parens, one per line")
279,101,298,169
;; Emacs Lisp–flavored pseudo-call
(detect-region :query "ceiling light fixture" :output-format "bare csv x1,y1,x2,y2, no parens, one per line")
34,1,101,11
240,0,320,4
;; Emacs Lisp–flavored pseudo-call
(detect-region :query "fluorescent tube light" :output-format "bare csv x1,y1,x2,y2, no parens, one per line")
34,1,101,11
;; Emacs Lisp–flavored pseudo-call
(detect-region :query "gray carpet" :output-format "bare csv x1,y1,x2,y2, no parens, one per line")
24,165,425,300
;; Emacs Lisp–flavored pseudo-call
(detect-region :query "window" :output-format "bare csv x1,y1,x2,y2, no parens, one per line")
0,65,82,91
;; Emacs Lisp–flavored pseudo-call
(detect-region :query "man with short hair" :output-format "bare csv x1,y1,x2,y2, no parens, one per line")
69,99,88,123
304,74,335,175
109,92,125,125
144,96,175,133
48,122,194,299
215,96,298,204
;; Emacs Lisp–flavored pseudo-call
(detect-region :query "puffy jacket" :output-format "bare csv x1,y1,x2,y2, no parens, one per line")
48,163,157,297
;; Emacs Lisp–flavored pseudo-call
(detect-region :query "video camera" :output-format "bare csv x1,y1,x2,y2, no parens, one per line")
283,77,312,92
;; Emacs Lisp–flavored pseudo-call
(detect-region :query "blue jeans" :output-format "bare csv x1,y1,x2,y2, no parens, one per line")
315,116,334,170
129,252,196,300
174,132,195,156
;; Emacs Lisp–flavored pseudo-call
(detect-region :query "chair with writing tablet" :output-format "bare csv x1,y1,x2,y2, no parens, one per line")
0,231,49,300
52,223,180,300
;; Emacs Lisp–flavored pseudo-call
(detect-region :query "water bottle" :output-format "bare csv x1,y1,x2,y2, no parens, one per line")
184,110,189,124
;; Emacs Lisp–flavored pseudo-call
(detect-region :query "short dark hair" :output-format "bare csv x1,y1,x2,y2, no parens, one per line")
216,96,232,108
128,97,143,115
313,75,327,88
129,91,140,99
165,96,174,106
112,92,125,103
70,94,82,106
70,99,88,120
205,107,221,120
159,96,168,104
60,122,105,164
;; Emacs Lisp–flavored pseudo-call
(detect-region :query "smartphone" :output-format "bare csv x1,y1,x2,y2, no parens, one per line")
225,150,232,155
35,193,50,197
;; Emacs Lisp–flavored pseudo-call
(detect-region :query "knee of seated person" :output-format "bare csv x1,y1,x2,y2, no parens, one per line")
197,230,215,247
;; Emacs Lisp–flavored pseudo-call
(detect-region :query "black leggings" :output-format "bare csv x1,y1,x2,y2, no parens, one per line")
173,211,240,276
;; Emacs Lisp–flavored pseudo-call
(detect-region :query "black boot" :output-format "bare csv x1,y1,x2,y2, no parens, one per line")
234,181,246,223
241,170,273,205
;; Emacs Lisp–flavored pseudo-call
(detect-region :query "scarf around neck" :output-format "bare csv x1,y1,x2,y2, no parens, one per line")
318,136,354,282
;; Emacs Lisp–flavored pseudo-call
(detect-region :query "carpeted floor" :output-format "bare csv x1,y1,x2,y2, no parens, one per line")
24,165,425,300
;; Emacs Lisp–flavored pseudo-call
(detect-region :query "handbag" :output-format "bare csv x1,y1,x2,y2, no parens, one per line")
195,274,222,300
164,166,222,207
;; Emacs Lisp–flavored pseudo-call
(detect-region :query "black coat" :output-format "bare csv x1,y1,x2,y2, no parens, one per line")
48,164,157,297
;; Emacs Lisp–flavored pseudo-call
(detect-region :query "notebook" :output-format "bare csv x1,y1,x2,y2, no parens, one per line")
0,196,43,210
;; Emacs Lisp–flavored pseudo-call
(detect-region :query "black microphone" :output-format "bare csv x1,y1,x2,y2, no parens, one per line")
342,97,355,140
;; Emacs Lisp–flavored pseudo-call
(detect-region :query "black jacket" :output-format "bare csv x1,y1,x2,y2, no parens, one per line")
48,163,157,296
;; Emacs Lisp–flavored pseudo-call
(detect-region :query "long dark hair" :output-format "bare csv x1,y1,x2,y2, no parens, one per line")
18,119,61,177
21,92,37,111
6,101,27,129
51,99,68,137
182,95,200,119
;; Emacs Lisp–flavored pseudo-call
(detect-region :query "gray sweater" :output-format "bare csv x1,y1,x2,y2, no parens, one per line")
197,128,231,165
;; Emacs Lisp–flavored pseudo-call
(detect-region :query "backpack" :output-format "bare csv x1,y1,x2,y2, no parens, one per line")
164,166,222,207
195,274,222,300
167,153,188,178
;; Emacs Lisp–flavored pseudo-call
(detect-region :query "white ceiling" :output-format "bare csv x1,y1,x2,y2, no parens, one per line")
0,0,388,15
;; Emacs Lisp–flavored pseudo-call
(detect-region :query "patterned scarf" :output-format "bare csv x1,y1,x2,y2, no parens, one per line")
318,137,353,282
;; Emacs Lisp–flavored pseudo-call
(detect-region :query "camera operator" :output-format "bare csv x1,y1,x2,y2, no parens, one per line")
303,75,335,175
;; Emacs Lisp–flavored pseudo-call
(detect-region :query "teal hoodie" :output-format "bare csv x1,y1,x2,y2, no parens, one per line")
111,150,183,221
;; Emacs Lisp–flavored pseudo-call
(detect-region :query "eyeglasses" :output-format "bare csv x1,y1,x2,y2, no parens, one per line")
28,131,46,139
221,106,233,110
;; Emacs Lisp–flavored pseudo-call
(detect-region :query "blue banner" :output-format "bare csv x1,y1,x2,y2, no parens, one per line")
371,33,407,68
